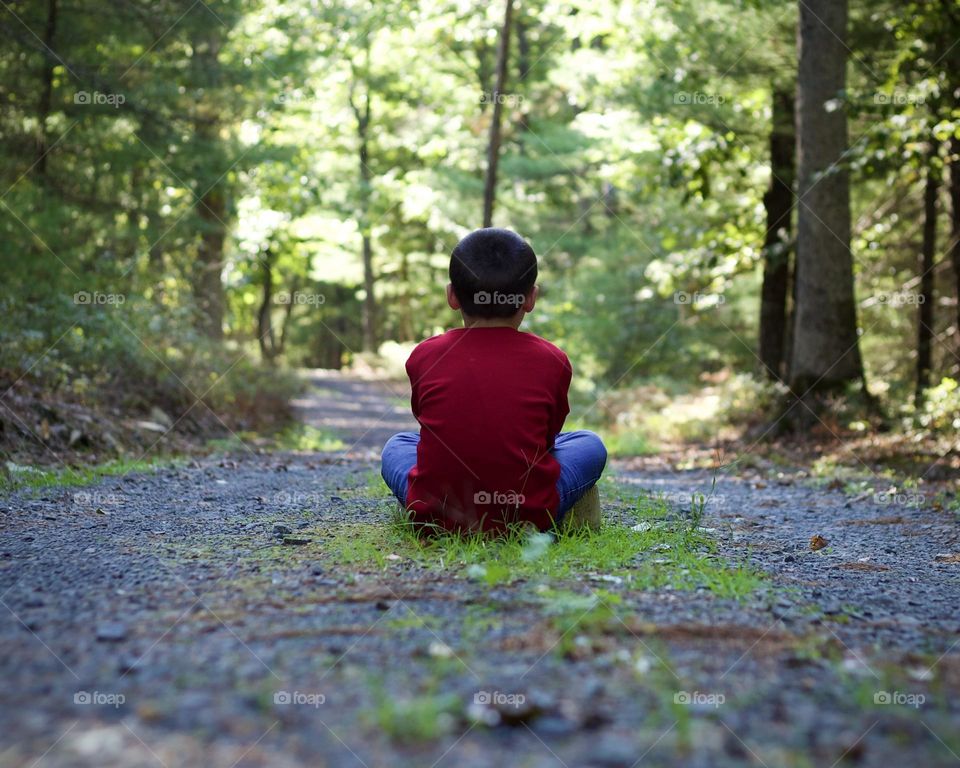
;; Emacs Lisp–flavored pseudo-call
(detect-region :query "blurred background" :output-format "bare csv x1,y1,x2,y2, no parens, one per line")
1,0,958,469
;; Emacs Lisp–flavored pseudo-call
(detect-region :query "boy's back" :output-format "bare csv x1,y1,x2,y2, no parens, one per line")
405,326,571,532
380,227,606,534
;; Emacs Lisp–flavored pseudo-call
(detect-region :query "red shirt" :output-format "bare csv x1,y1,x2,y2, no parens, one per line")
404,327,572,533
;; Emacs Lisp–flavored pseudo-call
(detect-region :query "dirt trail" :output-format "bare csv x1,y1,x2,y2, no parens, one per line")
1,373,958,768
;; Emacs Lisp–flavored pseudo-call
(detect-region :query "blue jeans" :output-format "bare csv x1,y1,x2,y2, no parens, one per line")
380,430,607,523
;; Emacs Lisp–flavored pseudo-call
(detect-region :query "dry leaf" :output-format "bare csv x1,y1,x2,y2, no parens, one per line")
934,553,960,564
810,534,829,551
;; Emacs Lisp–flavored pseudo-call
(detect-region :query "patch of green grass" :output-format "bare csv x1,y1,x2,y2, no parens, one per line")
271,424,345,452
204,431,262,453
338,467,394,501
308,485,762,600
1,456,169,494
364,683,461,743
600,429,658,458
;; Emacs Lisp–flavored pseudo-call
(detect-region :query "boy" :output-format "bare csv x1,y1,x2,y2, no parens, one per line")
380,228,607,534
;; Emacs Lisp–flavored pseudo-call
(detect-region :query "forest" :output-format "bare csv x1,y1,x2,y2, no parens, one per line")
2,2,960,767
2,0,959,464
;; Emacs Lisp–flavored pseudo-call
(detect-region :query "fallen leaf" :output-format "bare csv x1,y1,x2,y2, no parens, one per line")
810,534,829,551
934,553,960,563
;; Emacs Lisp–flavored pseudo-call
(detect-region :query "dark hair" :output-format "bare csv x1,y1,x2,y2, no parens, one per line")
449,228,537,318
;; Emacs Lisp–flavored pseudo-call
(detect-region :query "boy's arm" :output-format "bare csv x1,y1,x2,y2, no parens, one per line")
547,355,573,444
405,348,422,420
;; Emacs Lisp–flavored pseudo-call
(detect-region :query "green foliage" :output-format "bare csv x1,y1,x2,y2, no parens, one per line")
1,457,168,494
910,378,960,434
2,0,957,454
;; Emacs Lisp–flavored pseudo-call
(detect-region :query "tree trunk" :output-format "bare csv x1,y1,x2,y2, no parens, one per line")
481,0,514,227
359,117,376,352
759,87,796,381
194,185,226,340
361,229,376,351
916,143,940,402
398,253,414,342
257,250,277,362
351,43,378,353
515,14,530,152
36,0,58,178
147,209,165,304
191,28,226,341
788,0,865,398
951,136,960,372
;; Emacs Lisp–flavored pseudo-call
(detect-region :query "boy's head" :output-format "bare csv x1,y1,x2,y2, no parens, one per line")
447,228,537,320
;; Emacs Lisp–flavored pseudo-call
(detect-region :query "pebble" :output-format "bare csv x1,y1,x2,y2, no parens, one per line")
96,622,128,642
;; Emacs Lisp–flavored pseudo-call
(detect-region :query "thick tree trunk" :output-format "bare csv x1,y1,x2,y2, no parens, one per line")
759,87,796,381
194,185,226,340
482,0,514,227
789,0,864,397
191,29,226,340
916,144,940,402
951,136,960,371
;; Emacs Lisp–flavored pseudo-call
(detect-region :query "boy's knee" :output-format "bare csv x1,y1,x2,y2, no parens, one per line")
586,431,608,471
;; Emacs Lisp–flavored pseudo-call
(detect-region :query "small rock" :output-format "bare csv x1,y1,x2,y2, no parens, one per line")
96,622,128,642
273,524,293,536
282,536,311,546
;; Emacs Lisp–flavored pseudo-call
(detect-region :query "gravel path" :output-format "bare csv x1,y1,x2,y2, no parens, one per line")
1,372,958,767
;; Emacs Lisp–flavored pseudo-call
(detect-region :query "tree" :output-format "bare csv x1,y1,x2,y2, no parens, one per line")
481,0,514,227
789,0,865,397
759,88,795,380
915,139,940,401
951,137,960,370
